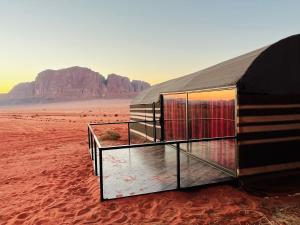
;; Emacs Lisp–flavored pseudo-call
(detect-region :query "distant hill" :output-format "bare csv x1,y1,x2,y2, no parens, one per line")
1,66,150,105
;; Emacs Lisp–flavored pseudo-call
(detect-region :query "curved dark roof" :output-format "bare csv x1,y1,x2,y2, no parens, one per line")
132,34,300,104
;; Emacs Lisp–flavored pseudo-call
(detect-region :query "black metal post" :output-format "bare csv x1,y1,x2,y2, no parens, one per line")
91,135,94,160
94,140,98,176
99,148,104,201
89,129,93,159
160,95,165,141
90,130,93,150
128,122,131,145
88,127,91,150
153,102,156,142
176,143,181,189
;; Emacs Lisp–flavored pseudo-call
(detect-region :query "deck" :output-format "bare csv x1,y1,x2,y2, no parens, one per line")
93,145,235,199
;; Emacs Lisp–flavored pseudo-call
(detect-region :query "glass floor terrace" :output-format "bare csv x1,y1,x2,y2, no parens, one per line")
91,142,236,200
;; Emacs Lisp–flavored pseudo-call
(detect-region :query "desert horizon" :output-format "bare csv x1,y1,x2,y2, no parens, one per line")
0,99,299,224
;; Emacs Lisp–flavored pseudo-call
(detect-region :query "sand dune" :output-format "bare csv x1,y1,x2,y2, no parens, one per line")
0,100,299,224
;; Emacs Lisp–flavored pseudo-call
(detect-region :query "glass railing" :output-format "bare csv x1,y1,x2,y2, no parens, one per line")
88,122,237,201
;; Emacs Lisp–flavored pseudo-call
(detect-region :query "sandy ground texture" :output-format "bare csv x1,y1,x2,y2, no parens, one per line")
0,99,299,225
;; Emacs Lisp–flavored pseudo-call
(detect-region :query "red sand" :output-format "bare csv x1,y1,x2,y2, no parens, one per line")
0,100,299,225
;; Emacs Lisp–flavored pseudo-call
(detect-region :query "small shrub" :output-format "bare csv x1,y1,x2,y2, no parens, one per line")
100,130,121,140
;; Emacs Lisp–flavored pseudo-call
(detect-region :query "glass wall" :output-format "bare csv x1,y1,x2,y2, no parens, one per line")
163,93,187,141
163,88,236,141
188,89,236,139
188,139,236,173
163,88,237,175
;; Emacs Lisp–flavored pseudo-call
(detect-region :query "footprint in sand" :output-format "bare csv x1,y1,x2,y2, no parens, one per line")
77,207,91,216
33,219,50,225
16,212,28,220
48,202,66,210
79,187,88,194
43,197,55,206
142,201,158,210
113,215,128,223
67,181,76,186
35,185,48,190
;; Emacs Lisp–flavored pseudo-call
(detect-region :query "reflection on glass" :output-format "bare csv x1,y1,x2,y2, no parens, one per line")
189,139,236,172
188,89,236,139
102,145,177,199
164,93,187,140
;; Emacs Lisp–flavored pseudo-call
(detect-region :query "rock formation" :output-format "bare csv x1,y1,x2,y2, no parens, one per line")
106,74,133,97
131,80,151,92
6,66,150,102
8,82,35,98
33,67,106,99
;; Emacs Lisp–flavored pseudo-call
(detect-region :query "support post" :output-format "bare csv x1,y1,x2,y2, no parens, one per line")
176,143,181,189
94,140,98,176
88,127,91,150
99,148,104,201
160,95,165,141
128,122,131,145
91,136,94,160
153,102,156,142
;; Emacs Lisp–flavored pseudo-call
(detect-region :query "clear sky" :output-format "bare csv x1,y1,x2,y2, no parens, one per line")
0,0,300,93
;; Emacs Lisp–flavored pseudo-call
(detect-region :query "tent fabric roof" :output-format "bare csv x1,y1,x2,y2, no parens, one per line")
132,34,300,105
132,46,267,104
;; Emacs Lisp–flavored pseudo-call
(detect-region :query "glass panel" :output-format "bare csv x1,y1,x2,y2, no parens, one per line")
129,121,155,144
102,144,177,200
180,141,235,188
189,139,236,174
93,123,129,147
100,140,236,199
188,89,236,139
163,93,187,140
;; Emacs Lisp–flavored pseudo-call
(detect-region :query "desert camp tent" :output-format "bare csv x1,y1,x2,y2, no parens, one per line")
130,34,300,176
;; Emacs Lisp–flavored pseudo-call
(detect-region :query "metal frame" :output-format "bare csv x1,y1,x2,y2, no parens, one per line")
153,102,157,142
159,94,165,141
88,85,239,201
88,122,237,201
234,87,239,177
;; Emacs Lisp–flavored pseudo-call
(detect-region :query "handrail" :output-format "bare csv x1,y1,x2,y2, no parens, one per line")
89,120,158,126
87,121,237,201
96,136,236,151
88,122,236,151
88,124,102,148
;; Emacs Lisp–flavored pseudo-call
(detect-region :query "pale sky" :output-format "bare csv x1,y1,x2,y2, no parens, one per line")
0,0,300,93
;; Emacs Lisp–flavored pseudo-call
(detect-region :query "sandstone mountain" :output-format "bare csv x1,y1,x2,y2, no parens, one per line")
5,66,150,104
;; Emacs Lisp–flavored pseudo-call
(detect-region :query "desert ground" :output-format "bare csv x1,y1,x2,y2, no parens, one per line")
0,99,299,225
